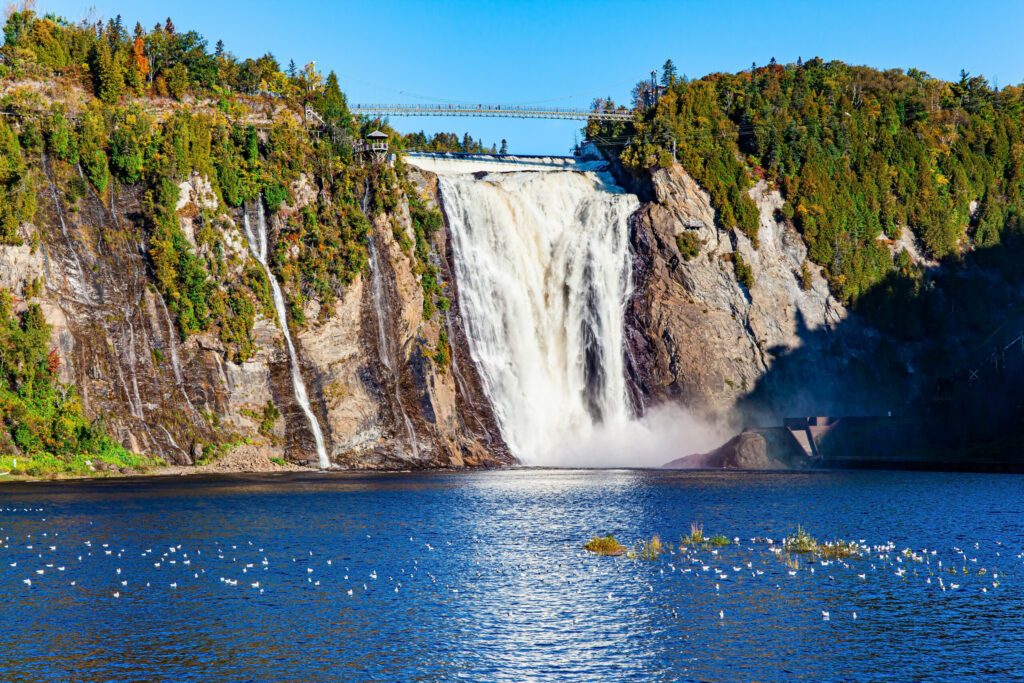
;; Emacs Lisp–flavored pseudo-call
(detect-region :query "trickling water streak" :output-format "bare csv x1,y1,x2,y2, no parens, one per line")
243,202,330,469
155,293,197,416
44,154,149,423
366,234,393,371
41,154,90,304
366,230,420,459
435,166,638,464
124,307,144,419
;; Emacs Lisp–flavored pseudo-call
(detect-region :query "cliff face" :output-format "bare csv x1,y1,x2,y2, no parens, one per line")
299,169,510,468
1,149,938,471
625,164,918,426
0,158,510,469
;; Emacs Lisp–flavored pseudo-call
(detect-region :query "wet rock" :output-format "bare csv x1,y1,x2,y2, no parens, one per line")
663,430,774,466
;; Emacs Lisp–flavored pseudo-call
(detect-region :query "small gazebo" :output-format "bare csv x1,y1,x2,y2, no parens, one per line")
365,130,389,163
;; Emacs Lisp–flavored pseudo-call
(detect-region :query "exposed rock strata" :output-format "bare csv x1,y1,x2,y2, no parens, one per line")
2,161,510,469
625,164,912,427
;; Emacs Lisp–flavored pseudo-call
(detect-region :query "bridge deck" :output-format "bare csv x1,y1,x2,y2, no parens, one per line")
352,104,633,122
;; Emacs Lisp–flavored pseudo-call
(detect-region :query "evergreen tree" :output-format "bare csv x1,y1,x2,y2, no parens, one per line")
499,139,508,154
215,39,224,57
319,72,352,125
661,59,678,86
91,39,125,104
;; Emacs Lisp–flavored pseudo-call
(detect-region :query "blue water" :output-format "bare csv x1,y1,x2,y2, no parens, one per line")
0,469,1022,682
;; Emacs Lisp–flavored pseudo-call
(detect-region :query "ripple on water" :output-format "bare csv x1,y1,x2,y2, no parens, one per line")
0,469,1021,682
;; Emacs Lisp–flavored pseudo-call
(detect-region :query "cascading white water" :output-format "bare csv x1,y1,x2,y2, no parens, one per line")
243,202,330,469
430,160,639,463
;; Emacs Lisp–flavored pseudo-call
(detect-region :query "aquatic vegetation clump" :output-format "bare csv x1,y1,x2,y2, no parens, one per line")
584,535,626,556
783,526,819,554
681,522,705,546
817,540,860,560
783,527,859,559
630,534,666,560
681,523,731,549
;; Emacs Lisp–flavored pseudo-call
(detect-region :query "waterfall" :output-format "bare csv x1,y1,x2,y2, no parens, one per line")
428,160,639,464
243,201,330,469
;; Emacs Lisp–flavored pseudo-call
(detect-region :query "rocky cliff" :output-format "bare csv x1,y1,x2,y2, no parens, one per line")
625,164,921,428
0,139,966,472
0,154,510,470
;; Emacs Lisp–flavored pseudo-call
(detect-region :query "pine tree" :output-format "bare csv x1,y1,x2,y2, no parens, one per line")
661,59,678,86
318,71,354,141
499,139,508,154
91,40,125,104
288,59,297,79
215,39,224,57
164,17,175,34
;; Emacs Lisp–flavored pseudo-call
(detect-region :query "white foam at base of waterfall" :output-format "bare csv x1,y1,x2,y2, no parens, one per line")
243,202,330,469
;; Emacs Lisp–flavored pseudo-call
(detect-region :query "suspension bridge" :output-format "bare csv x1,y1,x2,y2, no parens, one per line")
350,104,633,122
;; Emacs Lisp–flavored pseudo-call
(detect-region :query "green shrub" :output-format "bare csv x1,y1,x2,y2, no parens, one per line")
799,261,813,291
584,534,626,556
0,290,137,471
0,119,35,245
47,112,79,164
732,252,755,290
258,400,280,437
263,182,288,212
676,231,702,261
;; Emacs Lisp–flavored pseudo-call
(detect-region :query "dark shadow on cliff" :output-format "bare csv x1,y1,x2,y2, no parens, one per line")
733,223,1024,466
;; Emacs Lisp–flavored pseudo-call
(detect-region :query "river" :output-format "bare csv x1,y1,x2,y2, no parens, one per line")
1,469,1021,681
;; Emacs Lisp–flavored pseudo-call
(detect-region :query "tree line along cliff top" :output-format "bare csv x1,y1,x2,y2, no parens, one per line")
591,58,1024,304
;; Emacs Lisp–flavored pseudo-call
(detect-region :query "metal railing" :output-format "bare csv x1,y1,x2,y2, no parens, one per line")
352,104,634,122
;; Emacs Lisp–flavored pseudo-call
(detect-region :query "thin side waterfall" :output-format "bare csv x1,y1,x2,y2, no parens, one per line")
243,201,330,469
432,163,639,464
366,230,420,458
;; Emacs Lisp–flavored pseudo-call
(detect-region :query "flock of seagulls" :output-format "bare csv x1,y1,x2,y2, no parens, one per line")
0,507,462,606
0,505,1014,629
643,535,1008,623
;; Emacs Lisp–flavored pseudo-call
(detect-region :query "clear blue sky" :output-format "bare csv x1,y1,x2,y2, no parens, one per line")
38,0,1024,154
